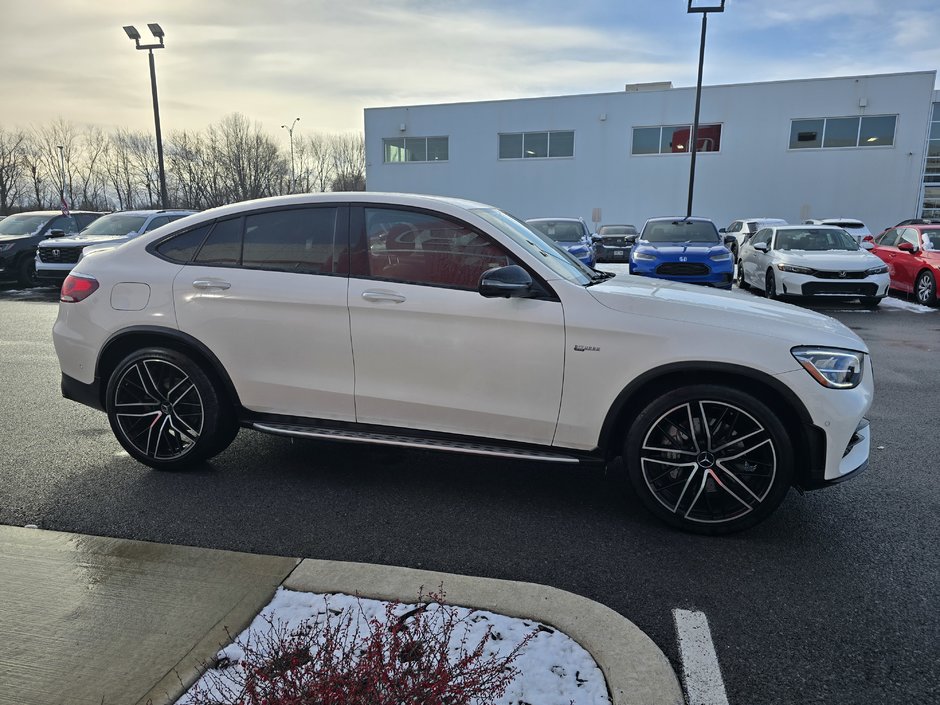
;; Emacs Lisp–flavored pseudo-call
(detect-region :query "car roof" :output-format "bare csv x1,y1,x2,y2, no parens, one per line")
773,224,844,230
525,217,583,222
645,216,716,224
6,210,106,217
104,209,197,217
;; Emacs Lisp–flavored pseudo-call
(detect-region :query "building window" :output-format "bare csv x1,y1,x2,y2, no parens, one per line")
923,102,940,218
789,115,896,150
383,136,448,163
498,131,575,159
631,124,722,154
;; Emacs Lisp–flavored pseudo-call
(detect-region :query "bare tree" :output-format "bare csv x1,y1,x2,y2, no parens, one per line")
329,133,365,191
0,126,26,213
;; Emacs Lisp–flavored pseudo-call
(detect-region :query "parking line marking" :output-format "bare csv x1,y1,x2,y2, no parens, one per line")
673,608,730,705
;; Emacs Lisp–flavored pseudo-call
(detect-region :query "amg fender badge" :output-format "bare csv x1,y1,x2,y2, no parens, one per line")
573,345,600,352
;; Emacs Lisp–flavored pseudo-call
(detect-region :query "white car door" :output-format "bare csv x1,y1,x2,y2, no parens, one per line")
743,228,773,287
346,206,566,445
171,206,356,421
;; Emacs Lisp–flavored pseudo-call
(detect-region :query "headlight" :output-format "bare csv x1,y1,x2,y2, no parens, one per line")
0,243,14,252
866,264,888,275
633,251,656,261
710,252,732,262
792,347,865,389
777,263,814,274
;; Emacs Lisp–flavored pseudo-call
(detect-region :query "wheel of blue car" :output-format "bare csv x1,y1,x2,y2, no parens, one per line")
765,269,778,299
105,347,238,470
624,384,793,534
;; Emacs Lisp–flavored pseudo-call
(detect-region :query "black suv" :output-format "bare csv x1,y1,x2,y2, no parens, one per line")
0,211,105,286
593,224,638,262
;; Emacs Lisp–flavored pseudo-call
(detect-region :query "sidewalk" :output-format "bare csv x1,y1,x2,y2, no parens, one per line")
0,525,682,705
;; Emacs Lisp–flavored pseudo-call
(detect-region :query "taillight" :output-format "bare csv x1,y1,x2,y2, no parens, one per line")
61,273,100,303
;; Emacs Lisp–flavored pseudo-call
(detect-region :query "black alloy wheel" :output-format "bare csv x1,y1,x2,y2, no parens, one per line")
735,261,750,290
915,271,937,307
17,255,39,288
765,269,778,299
106,347,237,470
624,385,793,534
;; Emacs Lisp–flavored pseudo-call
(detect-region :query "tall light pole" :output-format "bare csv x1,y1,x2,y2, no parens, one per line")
281,117,300,193
686,0,725,218
123,23,169,208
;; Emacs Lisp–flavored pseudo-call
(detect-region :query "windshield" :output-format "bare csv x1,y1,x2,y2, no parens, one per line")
775,228,858,251
472,208,591,285
79,214,147,237
0,214,49,236
599,225,636,235
526,220,586,243
923,231,940,250
641,220,720,243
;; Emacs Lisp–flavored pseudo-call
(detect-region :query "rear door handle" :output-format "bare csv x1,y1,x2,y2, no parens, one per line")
361,290,406,303
193,279,231,290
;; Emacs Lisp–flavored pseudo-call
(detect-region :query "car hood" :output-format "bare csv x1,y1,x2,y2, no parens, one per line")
775,250,881,270
0,233,34,242
587,275,867,351
635,242,726,256
39,234,131,247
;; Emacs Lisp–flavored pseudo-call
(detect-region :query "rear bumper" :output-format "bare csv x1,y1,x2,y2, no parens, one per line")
61,373,104,412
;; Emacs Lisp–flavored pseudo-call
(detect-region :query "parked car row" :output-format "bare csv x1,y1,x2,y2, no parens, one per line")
0,211,106,286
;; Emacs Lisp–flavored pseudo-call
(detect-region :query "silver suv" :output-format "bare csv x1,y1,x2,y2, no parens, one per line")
36,209,196,284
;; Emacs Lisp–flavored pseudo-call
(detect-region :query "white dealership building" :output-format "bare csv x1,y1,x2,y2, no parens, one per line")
364,71,940,233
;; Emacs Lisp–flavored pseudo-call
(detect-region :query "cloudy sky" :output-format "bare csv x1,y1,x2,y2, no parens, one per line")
2,0,938,138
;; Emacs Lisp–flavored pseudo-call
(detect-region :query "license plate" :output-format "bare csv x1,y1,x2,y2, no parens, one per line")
614,250,624,256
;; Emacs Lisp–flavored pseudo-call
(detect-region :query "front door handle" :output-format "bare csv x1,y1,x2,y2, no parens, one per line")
193,279,231,290
361,290,406,303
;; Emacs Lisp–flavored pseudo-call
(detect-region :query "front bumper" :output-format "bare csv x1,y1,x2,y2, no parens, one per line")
777,271,890,298
631,262,733,288
595,245,632,262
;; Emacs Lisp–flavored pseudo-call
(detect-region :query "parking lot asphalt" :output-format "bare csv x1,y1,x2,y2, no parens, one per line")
0,282,937,705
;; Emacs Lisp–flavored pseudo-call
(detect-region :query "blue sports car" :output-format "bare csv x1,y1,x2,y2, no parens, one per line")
525,217,596,267
630,217,733,289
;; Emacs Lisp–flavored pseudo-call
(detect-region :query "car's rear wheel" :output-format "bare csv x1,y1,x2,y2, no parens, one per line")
17,255,38,288
105,348,237,470
915,271,937,307
624,385,793,534
765,269,778,299
735,262,750,290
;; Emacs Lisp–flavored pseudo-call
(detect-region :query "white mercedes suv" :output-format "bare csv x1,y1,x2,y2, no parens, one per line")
53,193,873,533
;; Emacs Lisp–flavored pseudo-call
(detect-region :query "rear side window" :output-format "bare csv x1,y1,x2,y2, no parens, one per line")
195,218,242,266
242,207,337,274
156,224,211,263
144,216,170,232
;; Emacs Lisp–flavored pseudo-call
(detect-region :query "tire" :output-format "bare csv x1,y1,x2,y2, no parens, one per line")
860,296,883,308
915,271,937,307
765,269,778,300
624,384,794,534
17,255,38,288
735,262,750,290
105,347,238,470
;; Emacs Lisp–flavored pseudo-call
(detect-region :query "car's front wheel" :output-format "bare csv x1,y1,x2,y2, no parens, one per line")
915,271,937,307
17,255,38,288
624,385,794,534
735,262,750,290
105,347,237,470
765,269,778,299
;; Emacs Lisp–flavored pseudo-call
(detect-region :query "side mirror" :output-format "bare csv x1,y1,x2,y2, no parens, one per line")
861,241,874,250
479,265,538,298
625,234,637,244
898,241,916,252
753,242,769,253
591,234,602,242
723,235,736,248
48,229,66,238
719,227,727,233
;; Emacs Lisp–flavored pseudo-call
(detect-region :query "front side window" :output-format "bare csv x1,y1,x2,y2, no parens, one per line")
899,228,919,248
752,229,772,247
876,229,900,247
362,208,510,289
383,136,449,163
144,216,170,232
48,215,78,233
499,131,574,159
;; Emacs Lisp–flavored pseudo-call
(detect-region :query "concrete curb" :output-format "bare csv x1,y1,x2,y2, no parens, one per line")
284,559,684,705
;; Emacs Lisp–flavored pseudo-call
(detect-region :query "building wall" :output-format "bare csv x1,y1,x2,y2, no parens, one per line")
365,71,936,234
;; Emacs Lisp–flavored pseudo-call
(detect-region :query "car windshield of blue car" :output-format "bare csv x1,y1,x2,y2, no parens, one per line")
79,214,147,237
472,208,592,285
642,220,719,243
922,231,940,250
0,214,49,236
775,228,857,251
526,221,585,243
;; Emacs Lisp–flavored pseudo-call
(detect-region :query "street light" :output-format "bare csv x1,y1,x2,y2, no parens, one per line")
281,117,301,193
123,22,169,208
685,0,725,218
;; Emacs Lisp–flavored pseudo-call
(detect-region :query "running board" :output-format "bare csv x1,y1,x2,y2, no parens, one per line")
251,422,581,464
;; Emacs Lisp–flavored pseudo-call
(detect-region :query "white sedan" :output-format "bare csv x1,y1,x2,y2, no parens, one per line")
737,225,890,307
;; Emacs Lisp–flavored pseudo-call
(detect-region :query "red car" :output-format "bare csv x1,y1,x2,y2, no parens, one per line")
870,225,940,306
